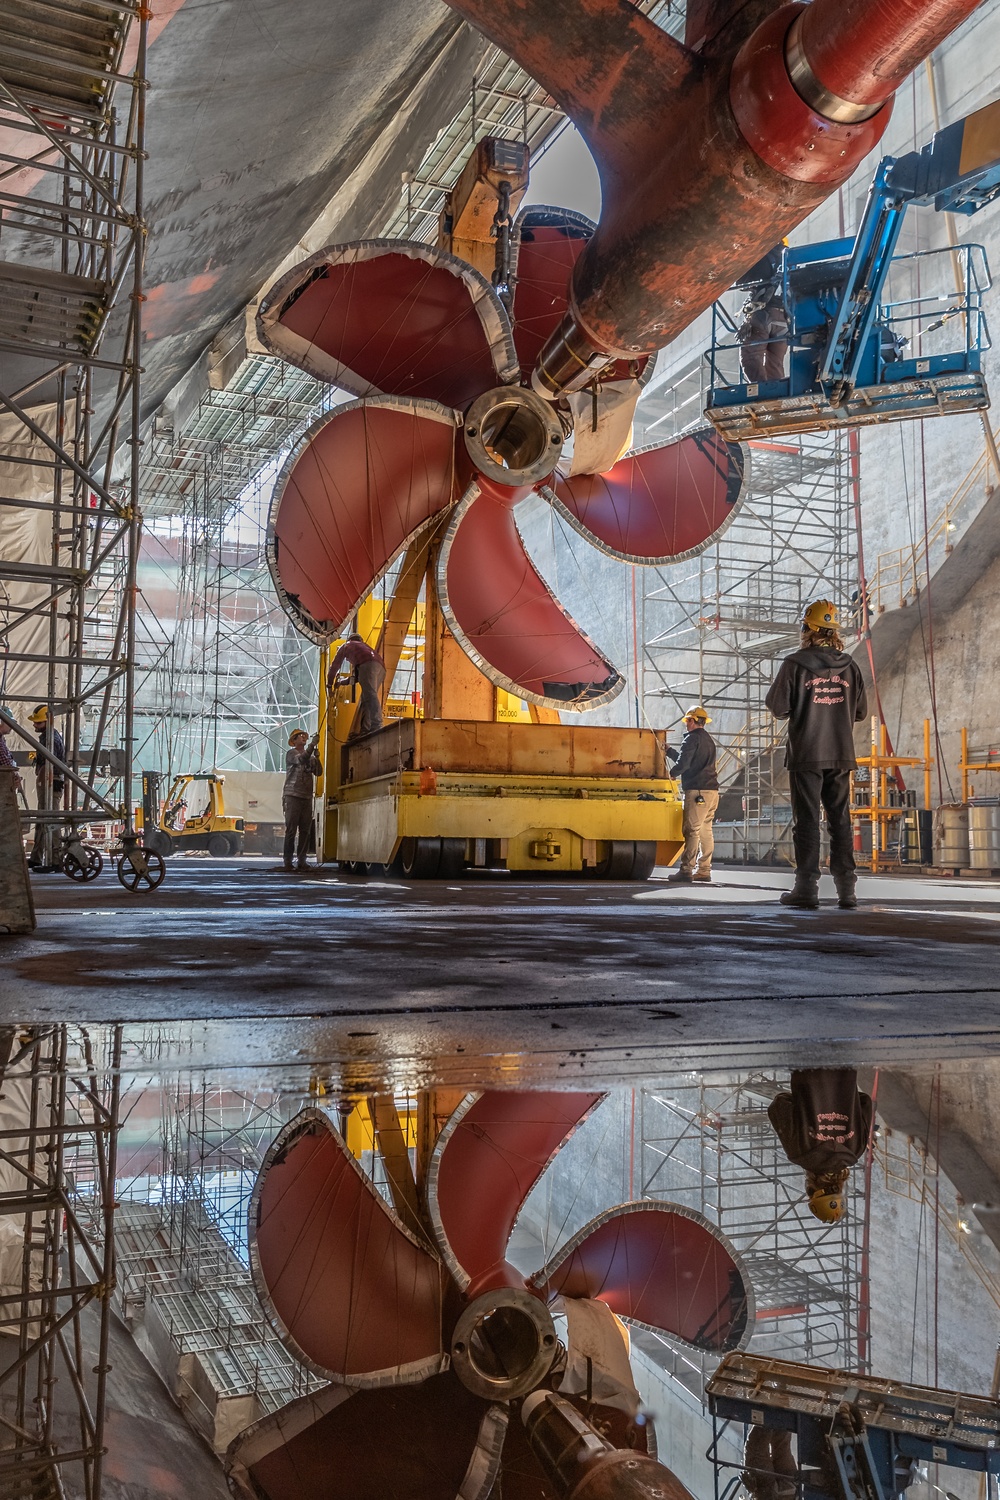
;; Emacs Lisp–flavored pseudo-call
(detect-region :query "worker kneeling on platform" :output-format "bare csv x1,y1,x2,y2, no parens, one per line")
666,706,719,884
282,729,321,873
765,601,867,910
768,1067,874,1224
326,633,386,738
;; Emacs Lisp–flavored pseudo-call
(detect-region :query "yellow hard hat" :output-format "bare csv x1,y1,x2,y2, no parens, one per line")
808,1189,845,1223
684,706,711,725
288,728,307,745
802,600,840,633
29,704,48,723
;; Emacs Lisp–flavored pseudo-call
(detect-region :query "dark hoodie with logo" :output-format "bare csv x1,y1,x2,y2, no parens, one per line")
765,647,867,769
768,1068,874,1173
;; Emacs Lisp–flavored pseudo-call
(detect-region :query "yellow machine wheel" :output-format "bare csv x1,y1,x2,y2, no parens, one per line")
438,839,465,879
400,837,443,879
589,840,657,880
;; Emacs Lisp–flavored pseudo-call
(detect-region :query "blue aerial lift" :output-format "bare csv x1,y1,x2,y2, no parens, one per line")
705,98,1000,441
708,1352,1000,1500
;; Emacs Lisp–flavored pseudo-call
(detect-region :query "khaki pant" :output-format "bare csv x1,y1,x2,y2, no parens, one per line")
681,789,719,875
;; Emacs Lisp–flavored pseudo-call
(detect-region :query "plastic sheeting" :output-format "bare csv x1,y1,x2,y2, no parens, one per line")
0,406,67,709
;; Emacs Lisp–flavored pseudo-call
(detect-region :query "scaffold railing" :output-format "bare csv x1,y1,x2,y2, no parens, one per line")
640,382,855,858
638,1078,867,1404
0,1024,123,1500
0,0,147,865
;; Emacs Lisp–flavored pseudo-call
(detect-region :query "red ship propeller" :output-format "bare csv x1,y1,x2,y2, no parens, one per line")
228,1090,754,1500
259,210,748,709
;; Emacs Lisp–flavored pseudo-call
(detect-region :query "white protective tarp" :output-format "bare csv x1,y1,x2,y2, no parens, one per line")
0,1034,42,1336
0,404,68,709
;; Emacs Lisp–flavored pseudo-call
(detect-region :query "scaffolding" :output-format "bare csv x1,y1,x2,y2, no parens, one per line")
638,1077,867,1403
0,1024,122,1500
128,1,689,779
638,354,855,859
0,2,147,864
91,1056,325,1452
131,357,333,776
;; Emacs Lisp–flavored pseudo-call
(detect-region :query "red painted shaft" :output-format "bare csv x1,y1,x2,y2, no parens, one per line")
798,0,982,109
442,0,985,390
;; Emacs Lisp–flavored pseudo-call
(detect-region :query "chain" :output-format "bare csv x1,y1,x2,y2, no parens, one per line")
491,180,514,313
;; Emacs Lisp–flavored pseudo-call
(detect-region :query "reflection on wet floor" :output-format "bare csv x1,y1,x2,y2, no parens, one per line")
6,862,1000,1498
5,1023,1000,1500
4,861,1000,1086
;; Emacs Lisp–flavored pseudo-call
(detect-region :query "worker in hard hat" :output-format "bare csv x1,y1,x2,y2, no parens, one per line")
326,632,386,737
765,601,867,910
282,727,322,872
0,713,24,799
27,705,65,870
767,1068,874,1224
735,243,789,384
665,706,719,884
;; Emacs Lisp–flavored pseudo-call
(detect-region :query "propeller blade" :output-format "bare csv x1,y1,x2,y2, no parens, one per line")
426,1091,605,1294
510,206,595,380
437,483,624,711
249,1108,446,1385
530,1202,755,1354
545,428,747,562
226,1376,507,1500
257,240,519,408
268,396,457,641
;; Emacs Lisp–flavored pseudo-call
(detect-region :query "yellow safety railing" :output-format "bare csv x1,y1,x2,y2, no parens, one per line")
868,447,992,615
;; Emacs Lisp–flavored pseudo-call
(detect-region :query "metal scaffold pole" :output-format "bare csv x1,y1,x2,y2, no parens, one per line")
0,0,148,872
0,1024,124,1500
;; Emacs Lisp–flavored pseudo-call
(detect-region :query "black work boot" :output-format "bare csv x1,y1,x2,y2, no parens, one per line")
834,875,857,909
780,874,819,910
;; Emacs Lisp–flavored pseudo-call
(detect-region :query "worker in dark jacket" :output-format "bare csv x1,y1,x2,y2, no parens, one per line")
765,601,867,910
282,728,322,872
327,633,386,737
666,706,719,884
28,704,65,870
768,1068,874,1223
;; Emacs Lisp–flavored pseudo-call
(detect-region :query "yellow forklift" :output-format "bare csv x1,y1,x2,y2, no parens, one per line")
141,771,244,858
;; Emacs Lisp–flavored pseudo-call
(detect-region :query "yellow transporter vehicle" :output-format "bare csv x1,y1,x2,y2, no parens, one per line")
318,591,684,881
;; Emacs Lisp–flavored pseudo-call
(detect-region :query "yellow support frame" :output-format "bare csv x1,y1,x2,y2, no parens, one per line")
959,725,1000,802
852,717,932,874
316,584,685,875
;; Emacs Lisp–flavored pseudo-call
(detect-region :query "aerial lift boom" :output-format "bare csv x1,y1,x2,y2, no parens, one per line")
821,98,1000,404
707,97,1000,439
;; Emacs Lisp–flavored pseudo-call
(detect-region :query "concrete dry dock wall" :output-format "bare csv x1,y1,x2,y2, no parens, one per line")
861,487,1000,794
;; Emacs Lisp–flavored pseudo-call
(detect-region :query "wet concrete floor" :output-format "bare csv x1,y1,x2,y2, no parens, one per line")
3,859,1000,1088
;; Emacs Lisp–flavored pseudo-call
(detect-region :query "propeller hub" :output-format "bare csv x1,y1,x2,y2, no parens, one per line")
463,385,565,488
449,1286,558,1402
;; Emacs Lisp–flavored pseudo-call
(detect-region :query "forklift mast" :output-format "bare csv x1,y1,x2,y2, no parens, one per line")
141,771,162,834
